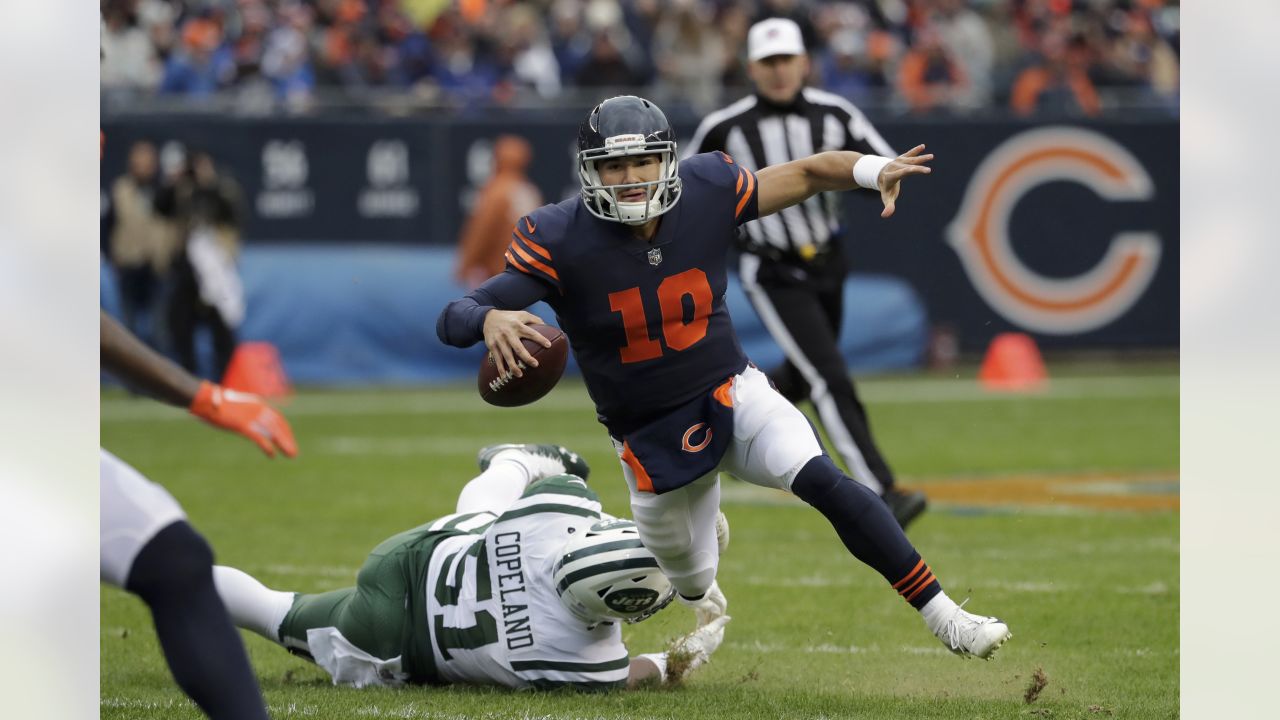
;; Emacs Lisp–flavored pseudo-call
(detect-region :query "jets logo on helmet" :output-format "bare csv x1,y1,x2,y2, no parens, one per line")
577,95,682,226
552,519,675,627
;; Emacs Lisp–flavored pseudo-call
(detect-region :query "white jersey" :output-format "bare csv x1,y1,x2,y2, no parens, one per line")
424,476,631,690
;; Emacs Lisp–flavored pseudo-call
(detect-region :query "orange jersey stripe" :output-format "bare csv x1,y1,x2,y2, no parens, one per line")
734,168,756,219
735,168,744,194
514,228,552,261
509,239,560,282
892,559,927,589
621,441,654,493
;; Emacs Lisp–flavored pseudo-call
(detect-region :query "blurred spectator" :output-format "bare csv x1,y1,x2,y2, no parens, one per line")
261,2,317,110
159,18,236,96
651,0,723,110
156,151,246,381
575,27,645,89
1103,8,1179,101
101,0,160,90
929,0,995,108
1010,30,1100,117
499,4,562,98
897,24,969,113
106,141,176,346
101,0,1178,114
818,28,891,104
454,136,541,288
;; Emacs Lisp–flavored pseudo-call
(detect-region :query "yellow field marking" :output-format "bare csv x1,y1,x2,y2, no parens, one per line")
913,472,1178,512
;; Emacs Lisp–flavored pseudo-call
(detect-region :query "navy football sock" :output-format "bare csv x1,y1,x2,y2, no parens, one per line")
126,521,269,720
791,456,941,609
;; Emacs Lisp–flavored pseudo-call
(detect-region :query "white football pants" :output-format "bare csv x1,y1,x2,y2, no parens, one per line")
612,365,823,598
100,449,187,587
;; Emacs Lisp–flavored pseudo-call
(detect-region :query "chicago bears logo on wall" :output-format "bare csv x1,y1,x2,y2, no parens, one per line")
946,127,1162,335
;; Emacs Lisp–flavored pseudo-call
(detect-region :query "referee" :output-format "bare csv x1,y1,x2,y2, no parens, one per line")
687,17,927,528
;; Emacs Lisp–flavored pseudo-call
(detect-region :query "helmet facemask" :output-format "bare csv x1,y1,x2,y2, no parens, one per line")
578,136,682,226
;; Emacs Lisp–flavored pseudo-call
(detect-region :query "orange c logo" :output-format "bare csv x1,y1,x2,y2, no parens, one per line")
682,423,712,453
946,127,1161,334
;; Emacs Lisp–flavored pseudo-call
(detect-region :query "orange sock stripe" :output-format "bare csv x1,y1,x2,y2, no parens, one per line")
892,559,926,589
903,572,937,603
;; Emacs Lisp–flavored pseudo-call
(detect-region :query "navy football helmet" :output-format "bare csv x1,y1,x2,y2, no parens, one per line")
577,96,682,225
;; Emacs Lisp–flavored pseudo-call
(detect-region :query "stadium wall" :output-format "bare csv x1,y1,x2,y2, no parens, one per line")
100,114,1177,357
100,247,926,384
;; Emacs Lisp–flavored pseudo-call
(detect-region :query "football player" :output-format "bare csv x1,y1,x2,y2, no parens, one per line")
101,310,296,719
438,96,1010,659
212,444,731,689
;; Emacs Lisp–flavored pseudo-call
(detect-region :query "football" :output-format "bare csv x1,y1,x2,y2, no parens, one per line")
478,324,569,407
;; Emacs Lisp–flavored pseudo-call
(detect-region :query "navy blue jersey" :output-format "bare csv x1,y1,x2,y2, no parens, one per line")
441,152,760,436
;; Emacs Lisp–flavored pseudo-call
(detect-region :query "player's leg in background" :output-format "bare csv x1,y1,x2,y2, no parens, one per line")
166,258,200,373
458,443,585,515
612,438,722,601
721,369,1010,657
101,450,269,720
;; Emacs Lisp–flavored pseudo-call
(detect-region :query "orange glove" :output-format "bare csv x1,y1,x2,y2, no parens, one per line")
189,381,298,458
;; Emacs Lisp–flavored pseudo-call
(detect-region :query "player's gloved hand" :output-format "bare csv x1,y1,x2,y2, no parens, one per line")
715,511,730,554
678,579,728,628
667,615,732,682
189,381,298,459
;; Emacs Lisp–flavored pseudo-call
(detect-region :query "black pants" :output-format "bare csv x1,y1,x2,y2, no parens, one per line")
166,257,237,381
738,249,896,495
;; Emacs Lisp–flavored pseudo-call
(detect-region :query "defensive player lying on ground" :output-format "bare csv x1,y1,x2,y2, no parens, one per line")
438,96,1010,659
213,444,731,689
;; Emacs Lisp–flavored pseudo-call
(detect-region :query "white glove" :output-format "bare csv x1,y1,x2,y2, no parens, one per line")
666,615,732,682
678,579,727,628
715,510,730,554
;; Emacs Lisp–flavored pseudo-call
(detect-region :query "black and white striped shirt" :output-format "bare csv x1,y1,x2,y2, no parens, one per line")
685,87,894,261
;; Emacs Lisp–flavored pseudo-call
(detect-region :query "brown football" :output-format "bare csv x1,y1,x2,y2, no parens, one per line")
478,324,569,407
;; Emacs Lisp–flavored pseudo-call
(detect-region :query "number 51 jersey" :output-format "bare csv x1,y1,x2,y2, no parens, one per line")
425,475,630,690
505,152,761,437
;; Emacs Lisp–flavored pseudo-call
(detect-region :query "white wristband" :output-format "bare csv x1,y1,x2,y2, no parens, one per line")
852,155,893,191
636,652,669,682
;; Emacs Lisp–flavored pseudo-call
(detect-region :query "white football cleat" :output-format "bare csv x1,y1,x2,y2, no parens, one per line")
934,602,1011,659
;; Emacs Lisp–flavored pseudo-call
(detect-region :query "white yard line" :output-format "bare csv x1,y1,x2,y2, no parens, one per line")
101,375,1178,422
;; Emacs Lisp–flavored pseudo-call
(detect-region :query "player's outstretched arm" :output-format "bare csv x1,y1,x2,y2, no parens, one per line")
755,145,933,219
627,615,732,688
101,311,297,458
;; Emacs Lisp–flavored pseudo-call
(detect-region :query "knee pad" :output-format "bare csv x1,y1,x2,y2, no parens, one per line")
126,520,216,599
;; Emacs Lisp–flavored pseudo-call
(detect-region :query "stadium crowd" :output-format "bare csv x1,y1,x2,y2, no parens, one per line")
100,0,1179,115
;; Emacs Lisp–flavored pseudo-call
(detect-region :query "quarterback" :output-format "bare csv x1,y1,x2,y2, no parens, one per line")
213,444,730,689
438,96,1010,659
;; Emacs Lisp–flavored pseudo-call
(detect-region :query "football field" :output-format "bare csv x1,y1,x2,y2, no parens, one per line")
100,360,1179,719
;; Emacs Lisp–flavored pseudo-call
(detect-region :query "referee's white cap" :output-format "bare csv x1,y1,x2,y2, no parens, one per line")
748,18,806,61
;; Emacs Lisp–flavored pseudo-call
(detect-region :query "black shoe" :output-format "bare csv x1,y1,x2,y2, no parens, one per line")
883,488,928,529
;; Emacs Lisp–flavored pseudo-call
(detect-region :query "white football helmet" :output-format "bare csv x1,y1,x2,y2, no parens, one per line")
576,95,682,226
553,518,675,627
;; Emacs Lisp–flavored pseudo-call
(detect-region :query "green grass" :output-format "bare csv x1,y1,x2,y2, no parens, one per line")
101,361,1178,719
